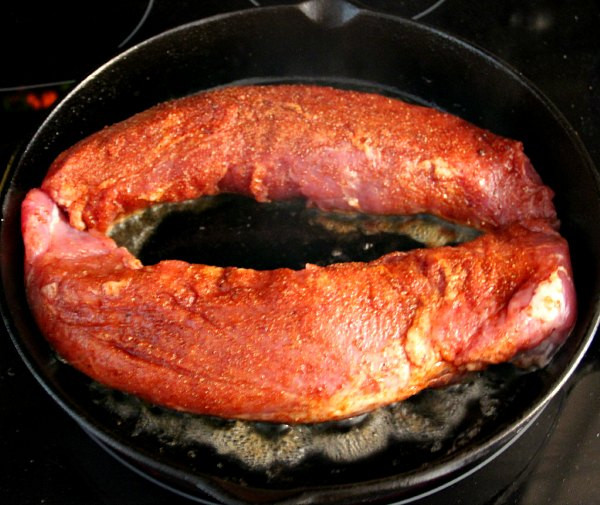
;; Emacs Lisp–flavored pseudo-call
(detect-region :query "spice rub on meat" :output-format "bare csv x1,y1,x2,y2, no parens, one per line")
41,85,556,233
22,85,575,423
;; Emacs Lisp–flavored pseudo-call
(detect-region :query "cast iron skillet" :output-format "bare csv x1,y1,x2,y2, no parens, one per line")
1,1,599,503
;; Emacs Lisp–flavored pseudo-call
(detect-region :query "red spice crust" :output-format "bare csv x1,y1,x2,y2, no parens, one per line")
22,85,574,423
41,85,556,233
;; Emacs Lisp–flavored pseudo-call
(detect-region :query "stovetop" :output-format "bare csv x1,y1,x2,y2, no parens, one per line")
1,1,599,504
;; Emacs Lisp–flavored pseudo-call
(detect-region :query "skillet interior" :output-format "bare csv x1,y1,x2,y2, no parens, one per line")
1,1,599,503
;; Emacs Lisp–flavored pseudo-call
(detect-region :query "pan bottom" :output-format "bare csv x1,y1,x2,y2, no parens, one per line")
87,363,539,481
81,367,560,505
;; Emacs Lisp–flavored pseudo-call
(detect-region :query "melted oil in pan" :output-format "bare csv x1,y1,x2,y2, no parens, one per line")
109,194,480,268
89,365,532,483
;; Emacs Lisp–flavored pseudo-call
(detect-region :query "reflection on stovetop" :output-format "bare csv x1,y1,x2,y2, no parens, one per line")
1,1,599,504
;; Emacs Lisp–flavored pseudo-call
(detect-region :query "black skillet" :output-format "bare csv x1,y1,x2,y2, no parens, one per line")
1,1,599,503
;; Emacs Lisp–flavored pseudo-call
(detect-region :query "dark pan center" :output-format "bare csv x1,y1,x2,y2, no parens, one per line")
109,194,479,269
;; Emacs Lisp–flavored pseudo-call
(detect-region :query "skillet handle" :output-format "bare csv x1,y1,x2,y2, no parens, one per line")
299,0,449,21
298,0,361,27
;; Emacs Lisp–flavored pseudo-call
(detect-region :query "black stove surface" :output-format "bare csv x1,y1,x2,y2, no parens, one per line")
1,1,599,504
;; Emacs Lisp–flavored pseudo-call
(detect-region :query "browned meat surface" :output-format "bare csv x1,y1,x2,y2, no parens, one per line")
22,189,575,423
22,85,575,423
41,85,556,233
